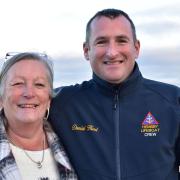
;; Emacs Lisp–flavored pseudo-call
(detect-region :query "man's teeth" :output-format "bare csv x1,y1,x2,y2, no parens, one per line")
105,61,123,64
18,104,37,108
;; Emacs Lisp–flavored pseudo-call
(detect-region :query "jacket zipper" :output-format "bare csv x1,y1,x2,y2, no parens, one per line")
113,90,121,180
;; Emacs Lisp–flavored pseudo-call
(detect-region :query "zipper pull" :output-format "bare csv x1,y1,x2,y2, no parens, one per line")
113,90,119,110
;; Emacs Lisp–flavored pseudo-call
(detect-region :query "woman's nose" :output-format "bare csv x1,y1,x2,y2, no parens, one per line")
22,85,35,98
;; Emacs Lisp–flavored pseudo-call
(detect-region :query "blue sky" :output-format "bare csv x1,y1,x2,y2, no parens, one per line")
0,0,179,87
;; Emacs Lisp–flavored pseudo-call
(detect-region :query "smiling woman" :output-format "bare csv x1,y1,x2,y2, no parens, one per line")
0,52,77,180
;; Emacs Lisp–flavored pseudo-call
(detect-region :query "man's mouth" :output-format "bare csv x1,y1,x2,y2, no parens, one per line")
104,60,124,65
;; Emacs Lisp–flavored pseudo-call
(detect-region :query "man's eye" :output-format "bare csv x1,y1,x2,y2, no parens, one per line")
95,38,108,45
97,40,105,44
117,38,128,44
118,40,127,43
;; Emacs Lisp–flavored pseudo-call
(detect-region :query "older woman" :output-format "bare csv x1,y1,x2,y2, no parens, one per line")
0,52,77,179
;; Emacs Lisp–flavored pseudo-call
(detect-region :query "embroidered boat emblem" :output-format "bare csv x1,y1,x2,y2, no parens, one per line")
141,112,160,136
142,112,158,125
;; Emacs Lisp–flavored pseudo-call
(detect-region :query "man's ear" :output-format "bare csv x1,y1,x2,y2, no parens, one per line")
134,40,140,59
83,42,89,60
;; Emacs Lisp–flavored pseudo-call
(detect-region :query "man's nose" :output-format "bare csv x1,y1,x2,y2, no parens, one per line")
106,42,119,59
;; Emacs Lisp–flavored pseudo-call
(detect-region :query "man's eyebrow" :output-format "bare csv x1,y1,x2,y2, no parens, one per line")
116,35,129,40
95,35,129,40
93,36,108,44
93,35,130,44
95,36,107,41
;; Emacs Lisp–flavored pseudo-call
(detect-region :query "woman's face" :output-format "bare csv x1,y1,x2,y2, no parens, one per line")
1,60,51,127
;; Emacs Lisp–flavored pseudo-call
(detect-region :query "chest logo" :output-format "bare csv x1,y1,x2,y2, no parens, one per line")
141,112,160,136
72,124,99,132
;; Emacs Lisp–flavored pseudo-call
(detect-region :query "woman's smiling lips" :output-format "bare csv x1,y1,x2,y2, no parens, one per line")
18,104,39,108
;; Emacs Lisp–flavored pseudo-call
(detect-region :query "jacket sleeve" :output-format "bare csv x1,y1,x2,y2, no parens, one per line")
178,89,180,178
176,88,180,179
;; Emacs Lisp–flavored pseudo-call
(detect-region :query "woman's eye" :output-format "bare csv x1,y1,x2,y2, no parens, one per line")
35,83,45,87
12,82,23,86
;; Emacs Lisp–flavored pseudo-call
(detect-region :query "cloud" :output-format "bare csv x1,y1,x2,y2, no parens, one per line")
134,2,180,17
138,47,180,86
133,2,180,45
52,55,91,87
137,21,180,35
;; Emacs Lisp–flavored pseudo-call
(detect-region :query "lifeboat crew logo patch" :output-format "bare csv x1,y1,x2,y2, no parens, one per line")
141,112,160,136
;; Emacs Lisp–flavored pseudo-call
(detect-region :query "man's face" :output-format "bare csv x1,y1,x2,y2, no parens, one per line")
83,16,140,84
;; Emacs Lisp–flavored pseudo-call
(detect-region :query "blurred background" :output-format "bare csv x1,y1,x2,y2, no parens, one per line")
0,0,179,87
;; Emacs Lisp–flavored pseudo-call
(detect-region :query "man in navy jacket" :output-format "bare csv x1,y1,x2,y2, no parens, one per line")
49,9,180,179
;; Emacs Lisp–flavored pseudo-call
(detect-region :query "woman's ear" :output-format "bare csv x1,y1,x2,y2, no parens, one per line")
0,97,3,110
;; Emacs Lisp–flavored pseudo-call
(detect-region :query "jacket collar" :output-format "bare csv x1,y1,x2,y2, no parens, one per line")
0,114,11,161
92,62,143,96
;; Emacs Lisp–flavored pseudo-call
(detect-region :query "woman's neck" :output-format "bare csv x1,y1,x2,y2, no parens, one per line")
7,126,48,151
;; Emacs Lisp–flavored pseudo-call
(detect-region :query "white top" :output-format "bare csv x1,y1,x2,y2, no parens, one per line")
10,143,60,180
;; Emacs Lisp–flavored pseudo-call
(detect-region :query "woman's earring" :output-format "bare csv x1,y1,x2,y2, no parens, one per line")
44,108,49,121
